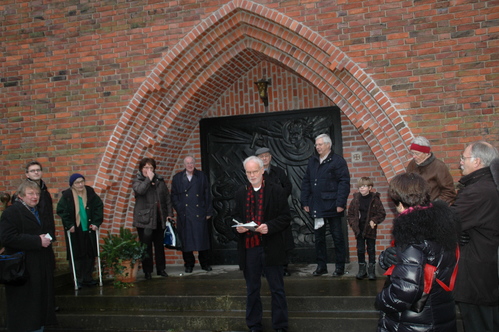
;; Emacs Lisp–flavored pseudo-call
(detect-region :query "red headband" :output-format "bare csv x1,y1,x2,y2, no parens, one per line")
410,143,431,154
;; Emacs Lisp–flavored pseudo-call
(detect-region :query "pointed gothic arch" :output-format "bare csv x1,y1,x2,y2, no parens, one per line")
94,0,411,231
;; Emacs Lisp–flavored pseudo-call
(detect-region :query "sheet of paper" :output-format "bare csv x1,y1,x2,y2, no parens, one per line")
231,220,258,231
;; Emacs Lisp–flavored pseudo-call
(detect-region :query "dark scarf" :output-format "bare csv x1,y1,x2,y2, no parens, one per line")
19,199,41,224
416,153,435,168
245,181,265,249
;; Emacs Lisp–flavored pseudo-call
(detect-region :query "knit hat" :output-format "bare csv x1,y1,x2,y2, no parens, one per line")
255,147,270,156
69,173,85,187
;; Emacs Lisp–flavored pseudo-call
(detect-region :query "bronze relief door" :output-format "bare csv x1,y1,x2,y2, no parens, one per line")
200,107,347,265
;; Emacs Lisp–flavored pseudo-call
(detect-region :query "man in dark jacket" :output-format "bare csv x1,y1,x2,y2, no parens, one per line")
256,147,294,276
234,156,291,332
301,133,350,276
57,173,104,288
13,161,57,242
171,156,213,273
452,141,499,332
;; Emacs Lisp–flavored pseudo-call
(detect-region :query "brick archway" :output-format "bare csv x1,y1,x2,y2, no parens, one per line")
95,0,410,232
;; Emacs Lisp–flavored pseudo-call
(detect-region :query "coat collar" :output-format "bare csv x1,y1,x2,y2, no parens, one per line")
414,152,435,167
459,167,492,187
313,151,334,164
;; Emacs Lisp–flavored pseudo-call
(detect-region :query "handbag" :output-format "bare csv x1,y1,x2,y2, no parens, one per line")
0,251,28,285
163,219,182,251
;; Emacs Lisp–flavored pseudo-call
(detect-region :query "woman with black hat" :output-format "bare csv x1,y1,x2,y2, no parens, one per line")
57,173,104,288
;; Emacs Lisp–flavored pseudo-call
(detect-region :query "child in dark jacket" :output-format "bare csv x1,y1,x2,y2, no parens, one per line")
347,177,386,280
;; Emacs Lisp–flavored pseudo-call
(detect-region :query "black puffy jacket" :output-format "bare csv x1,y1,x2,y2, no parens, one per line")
375,201,460,332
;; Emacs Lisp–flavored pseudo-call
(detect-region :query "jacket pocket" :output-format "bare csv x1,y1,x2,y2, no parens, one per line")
136,207,154,226
320,192,337,211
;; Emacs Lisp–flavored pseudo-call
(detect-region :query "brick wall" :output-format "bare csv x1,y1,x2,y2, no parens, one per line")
1,0,497,269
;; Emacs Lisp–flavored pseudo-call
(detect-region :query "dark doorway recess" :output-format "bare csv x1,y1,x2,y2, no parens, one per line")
200,107,349,265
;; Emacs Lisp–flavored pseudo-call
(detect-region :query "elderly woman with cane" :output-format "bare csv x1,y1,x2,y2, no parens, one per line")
57,173,103,289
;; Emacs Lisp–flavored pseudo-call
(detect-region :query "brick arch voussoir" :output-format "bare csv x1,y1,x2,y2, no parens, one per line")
96,0,411,232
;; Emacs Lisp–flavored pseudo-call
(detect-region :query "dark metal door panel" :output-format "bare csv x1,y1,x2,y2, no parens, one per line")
200,107,345,265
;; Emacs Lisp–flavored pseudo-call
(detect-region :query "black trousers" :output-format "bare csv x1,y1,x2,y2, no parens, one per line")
182,250,211,268
244,246,288,331
137,227,166,273
314,216,346,270
356,236,376,264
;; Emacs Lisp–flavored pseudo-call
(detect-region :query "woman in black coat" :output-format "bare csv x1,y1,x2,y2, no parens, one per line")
375,173,460,332
0,181,57,332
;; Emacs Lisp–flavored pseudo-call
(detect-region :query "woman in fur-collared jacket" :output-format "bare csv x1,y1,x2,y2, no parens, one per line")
375,173,460,332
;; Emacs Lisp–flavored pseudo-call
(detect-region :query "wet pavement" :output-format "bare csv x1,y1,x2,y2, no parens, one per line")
55,263,385,298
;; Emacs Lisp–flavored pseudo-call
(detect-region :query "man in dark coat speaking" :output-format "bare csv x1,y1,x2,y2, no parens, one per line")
171,156,214,273
234,155,291,332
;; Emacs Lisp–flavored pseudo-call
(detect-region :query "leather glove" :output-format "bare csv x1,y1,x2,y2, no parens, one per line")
382,246,397,267
459,231,470,246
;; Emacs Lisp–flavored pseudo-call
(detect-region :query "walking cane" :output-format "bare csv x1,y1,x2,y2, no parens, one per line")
95,228,103,287
66,229,79,291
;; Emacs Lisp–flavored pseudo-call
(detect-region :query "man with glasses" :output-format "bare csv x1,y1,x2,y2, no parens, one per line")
406,136,456,204
301,133,350,277
452,141,499,332
14,161,57,243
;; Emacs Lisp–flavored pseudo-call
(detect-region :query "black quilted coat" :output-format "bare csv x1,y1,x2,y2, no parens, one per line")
375,201,460,332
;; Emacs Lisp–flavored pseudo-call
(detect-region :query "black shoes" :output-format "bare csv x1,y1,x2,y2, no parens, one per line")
145,272,152,280
157,270,168,277
202,265,212,272
312,267,328,276
185,266,193,273
332,269,344,277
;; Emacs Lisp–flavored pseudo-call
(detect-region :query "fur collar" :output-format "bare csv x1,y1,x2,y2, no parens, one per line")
392,200,459,251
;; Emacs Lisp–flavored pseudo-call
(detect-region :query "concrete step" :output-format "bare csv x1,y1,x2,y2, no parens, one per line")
1,264,463,331
45,265,382,331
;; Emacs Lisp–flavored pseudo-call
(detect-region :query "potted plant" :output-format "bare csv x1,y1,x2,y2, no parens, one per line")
100,226,147,287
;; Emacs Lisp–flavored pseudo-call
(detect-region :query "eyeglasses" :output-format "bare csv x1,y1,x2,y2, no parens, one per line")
460,155,474,162
410,151,425,157
28,169,42,173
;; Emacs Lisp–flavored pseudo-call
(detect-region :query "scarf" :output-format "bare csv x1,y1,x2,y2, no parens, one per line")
20,199,41,225
71,187,88,230
244,181,265,249
399,203,433,216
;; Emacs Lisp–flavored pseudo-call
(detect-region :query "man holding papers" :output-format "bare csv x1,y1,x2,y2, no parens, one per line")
233,156,291,332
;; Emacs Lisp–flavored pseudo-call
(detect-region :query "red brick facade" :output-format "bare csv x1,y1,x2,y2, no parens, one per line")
1,0,498,267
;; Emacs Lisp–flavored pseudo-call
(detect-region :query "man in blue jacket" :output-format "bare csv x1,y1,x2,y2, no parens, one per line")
301,133,350,276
